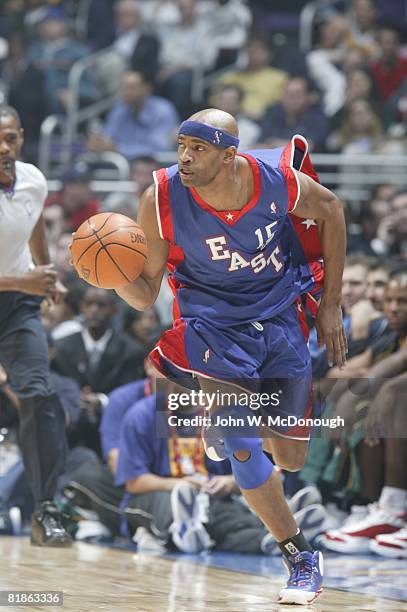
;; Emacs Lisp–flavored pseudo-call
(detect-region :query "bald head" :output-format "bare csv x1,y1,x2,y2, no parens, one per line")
188,108,239,137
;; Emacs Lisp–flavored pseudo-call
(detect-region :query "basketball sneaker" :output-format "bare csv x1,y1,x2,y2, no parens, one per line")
278,550,323,605
170,483,213,554
261,504,328,555
0,506,21,536
31,501,73,547
321,503,405,553
202,425,226,461
370,527,407,558
288,486,322,514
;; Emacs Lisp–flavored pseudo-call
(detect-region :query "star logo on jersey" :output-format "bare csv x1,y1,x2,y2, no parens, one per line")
301,218,317,230
270,202,277,214
203,349,210,364
226,212,234,221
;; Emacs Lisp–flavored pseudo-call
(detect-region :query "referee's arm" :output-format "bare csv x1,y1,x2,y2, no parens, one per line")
29,214,51,265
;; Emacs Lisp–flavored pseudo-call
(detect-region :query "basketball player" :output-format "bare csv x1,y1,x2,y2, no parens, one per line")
0,105,72,546
116,109,347,604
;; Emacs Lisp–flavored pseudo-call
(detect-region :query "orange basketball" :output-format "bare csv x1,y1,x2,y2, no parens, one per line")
70,212,147,289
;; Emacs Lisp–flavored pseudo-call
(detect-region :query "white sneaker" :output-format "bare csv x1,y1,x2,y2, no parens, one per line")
321,503,405,554
370,526,407,558
261,504,328,555
75,520,111,541
133,527,166,553
288,486,322,514
170,483,213,554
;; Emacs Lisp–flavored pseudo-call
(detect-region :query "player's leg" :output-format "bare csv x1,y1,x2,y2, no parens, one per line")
199,376,322,605
0,298,71,546
262,435,308,473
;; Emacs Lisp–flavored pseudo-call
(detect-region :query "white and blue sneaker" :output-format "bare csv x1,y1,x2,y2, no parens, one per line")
170,483,213,554
278,550,323,605
261,504,328,555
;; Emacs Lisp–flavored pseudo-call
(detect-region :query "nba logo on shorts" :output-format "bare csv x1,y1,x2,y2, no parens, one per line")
270,202,277,214
203,349,210,364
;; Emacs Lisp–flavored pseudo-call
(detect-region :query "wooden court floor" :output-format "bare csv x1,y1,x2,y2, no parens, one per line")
0,537,405,612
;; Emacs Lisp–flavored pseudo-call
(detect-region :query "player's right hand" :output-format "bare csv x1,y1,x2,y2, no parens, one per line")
18,265,58,296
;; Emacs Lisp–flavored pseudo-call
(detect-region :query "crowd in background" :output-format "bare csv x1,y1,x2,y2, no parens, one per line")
0,0,406,560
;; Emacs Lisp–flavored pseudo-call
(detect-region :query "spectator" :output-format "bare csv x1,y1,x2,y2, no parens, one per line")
329,67,383,132
353,188,395,254
43,204,66,260
259,77,329,152
329,98,384,153
100,362,156,475
53,232,75,279
156,0,215,118
103,155,160,216
46,162,101,231
321,273,407,555
307,18,369,117
310,256,390,379
370,23,407,103
42,281,85,341
87,71,179,161
123,306,163,350
85,0,115,51
52,287,146,454
373,190,407,256
204,0,252,71
64,385,327,551
113,0,160,81
366,261,392,310
213,36,288,121
215,84,260,149
24,8,96,114
348,0,378,56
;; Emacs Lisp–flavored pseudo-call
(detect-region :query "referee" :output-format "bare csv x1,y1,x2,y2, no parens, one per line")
0,104,71,546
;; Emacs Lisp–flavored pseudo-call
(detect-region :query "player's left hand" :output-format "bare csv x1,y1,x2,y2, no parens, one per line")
315,302,348,368
50,279,68,305
202,475,238,497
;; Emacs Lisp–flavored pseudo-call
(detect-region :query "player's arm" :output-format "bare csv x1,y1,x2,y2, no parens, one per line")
116,185,169,310
291,170,347,368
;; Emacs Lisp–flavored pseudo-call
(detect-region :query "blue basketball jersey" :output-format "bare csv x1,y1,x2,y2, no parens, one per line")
154,149,315,328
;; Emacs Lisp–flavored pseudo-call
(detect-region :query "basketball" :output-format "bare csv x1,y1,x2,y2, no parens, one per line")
70,212,147,289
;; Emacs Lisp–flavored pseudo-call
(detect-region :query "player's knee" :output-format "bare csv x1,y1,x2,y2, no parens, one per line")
232,449,251,462
273,452,306,472
223,436,273,489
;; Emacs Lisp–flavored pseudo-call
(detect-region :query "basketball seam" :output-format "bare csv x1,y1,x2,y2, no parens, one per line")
72,224,139,242
99,242,147,259
95,237,131,285
74,237,99,267
88,212,115,234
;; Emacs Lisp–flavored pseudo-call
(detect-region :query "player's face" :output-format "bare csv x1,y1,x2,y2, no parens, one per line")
177,135,224,187
384,282,407,332
0,115,23,187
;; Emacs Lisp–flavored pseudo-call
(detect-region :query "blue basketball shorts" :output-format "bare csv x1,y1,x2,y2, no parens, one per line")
150,302,315,440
